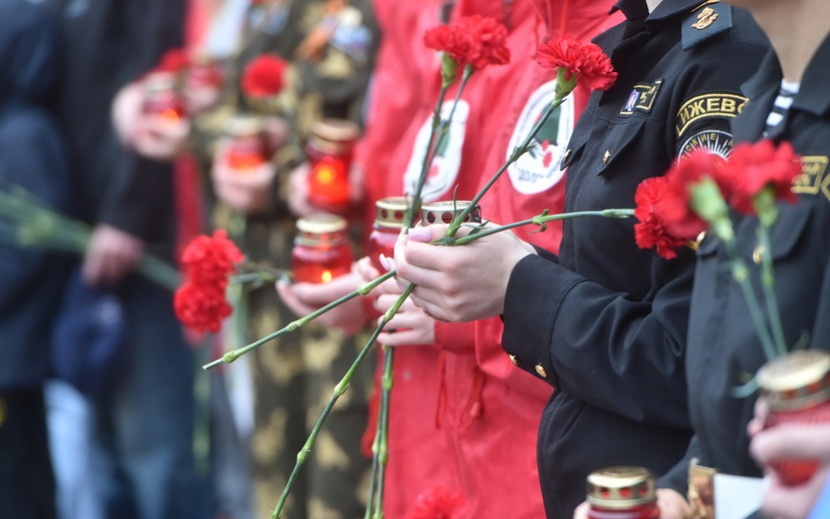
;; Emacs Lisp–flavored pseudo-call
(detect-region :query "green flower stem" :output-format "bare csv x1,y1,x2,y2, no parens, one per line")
406,65,473,228
720,233,779,362
446,90,569,238
371,346,395,519
438,209,635,246
202,270,397,370
756,222,788,357
271,285,414,519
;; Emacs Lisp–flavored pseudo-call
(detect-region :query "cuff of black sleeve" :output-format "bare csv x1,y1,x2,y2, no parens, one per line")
501,253,582,385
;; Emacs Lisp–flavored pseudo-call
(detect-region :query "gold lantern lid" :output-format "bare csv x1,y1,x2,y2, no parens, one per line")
375,197,409,229
296,213,347,234
144,71,179,94
421,200,482,226
225,114,264,138
757,350,830,412
308,118,359,155
586,466,657,509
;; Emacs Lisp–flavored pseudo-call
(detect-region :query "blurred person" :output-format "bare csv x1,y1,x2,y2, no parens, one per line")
190,1,380,517
44,1,212,518
391,1,770,518
0,2,72,519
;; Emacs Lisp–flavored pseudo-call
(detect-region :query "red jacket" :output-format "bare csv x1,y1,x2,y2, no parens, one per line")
357,0,620,517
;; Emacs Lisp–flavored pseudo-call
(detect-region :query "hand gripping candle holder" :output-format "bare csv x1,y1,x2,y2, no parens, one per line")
757,349,830,486
420,200,482,226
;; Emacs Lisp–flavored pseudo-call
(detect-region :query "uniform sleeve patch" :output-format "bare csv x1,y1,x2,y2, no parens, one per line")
620,79,663,116
679,129,733,159
793,156,830,199
675,93,747,137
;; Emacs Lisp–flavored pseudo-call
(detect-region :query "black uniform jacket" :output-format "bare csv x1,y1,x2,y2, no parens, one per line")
661,33,830,496
499,0,769,516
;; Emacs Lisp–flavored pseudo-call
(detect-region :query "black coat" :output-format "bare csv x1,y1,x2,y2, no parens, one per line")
661,32,830,496
47,0,186,255
500,0,769,516
0,0,72,388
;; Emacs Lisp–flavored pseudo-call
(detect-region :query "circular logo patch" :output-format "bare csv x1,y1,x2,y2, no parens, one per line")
507,81,575,195
680,129,734,159
404,100,470,202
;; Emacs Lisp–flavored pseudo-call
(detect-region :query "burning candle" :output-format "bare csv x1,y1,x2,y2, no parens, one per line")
292,214,353,284
367,197,409,271
142,72,187,128
305,119,359,213
224,114,268,172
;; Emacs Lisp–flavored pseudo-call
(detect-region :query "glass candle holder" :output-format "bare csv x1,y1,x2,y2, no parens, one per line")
367,197,409,271
306,119,359,213
224,114,268,172
292,214,353,284
586,466,660,519
758,349,830,486
420,200,482,226
141,72,187,128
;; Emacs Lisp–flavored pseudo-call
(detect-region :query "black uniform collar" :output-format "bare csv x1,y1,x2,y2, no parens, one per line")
611,0,706,25
743,31,830,119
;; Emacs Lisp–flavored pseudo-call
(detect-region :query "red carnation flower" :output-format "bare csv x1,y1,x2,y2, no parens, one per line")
535,36,617,91
180,230,245,287
156,48,191,74
655,150,725,240
457,15,510,69
634,176,690,259
424,16,510,71
404,485,467,519
716,140,802,215
242,54,288,98
174,283,233,333
424,24,479,67
174,230,244,333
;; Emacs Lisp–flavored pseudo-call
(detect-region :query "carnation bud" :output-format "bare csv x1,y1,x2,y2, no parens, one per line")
441,52,459,87
554,67,578,100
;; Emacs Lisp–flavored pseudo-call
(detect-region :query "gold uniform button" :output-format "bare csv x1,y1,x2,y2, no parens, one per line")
562,149,572,162
508,354,519,366
602,150,611,164
535,364,548,378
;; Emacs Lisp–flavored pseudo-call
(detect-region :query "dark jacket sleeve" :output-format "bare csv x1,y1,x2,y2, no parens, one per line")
502,24,769,428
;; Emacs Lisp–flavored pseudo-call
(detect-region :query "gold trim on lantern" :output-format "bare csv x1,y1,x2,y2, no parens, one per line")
586,466,657,509
420,200,482,226
307,118,359,155
757,350,830,412
375,197,409,229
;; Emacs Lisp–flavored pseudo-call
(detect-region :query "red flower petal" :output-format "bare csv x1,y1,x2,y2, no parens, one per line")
634,176,689,259
404,485,467,519
535,36,617,91
424,15,510,70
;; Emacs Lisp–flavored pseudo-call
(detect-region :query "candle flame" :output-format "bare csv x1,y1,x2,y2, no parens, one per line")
321,270,333,283
315,164,337,185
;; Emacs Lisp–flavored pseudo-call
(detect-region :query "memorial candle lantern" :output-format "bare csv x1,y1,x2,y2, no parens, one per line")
141,71,187,128
306,119,359,213
367,197,408,271
292,214,353,284
758,349,830,486
224,115,268,172
586,466,660,519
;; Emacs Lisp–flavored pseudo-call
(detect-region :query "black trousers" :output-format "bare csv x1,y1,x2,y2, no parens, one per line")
0,388,56,519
